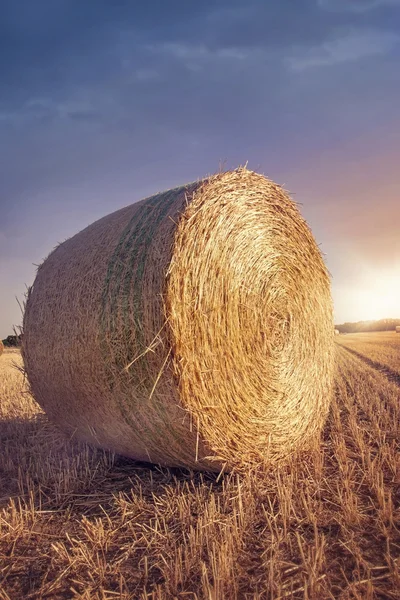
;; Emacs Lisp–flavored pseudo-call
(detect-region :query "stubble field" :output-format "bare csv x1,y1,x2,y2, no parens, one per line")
0,332,399,599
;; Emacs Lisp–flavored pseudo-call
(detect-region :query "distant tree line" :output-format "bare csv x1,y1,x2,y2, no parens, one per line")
1,334,23,347
335,319,400,334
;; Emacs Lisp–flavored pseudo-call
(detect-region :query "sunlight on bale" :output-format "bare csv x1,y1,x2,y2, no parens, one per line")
22,168,334,471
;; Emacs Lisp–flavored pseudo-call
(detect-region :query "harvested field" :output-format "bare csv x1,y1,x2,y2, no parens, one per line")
0,342,399,600
337,331,400,383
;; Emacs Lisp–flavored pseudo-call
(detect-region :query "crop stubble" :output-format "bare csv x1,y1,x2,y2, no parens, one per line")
0,334,399,599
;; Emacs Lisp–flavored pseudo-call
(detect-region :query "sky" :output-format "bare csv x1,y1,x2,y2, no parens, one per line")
1,0,400,337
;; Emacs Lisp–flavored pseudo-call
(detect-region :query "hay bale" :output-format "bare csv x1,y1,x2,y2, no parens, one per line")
22,168,334,471
334,329,340,335
0,340,3,357
396,326,400,333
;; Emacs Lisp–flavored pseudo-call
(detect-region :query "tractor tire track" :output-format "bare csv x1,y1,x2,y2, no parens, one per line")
339,344,400,389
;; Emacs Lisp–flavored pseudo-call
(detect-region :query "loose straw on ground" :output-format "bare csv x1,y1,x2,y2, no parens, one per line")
22,168,334,471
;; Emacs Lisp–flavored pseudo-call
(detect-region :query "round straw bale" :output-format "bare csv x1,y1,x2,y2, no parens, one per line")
22,168,334,471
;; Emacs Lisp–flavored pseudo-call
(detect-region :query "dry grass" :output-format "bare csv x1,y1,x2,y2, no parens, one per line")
337,332,400,381
22,168,334,471
0,340,399,599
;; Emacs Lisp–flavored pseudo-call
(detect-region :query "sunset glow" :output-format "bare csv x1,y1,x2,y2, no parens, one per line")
333,267,400,323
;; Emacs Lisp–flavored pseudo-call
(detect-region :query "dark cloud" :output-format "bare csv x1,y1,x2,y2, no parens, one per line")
318,0,400,13
0,0,373,107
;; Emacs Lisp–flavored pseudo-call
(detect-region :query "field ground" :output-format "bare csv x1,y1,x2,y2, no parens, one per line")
336,332,400,382
0,334,399,599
